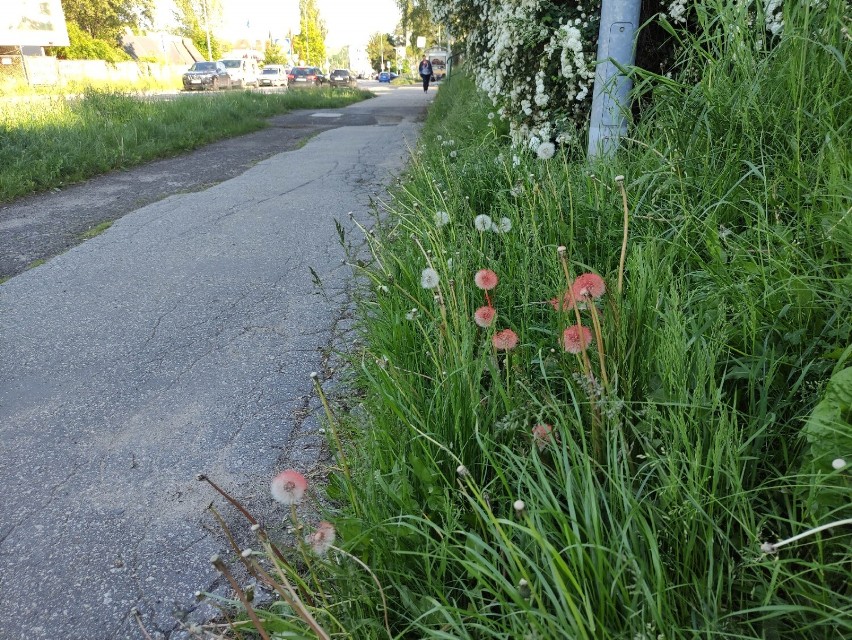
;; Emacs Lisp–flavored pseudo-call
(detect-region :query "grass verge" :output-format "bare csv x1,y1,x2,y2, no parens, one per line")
0,87,372,203
199,3,850,637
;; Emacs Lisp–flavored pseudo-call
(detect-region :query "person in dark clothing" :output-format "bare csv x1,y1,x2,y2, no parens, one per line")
419,55,434,92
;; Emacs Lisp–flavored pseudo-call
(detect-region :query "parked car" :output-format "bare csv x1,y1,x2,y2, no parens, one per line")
328,69,356,88
182,61,231,91
258,67,287,87
377,71,392,83
287,66,325,87
219,58,259,88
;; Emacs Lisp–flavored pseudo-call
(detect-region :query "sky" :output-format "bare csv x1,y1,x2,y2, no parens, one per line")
155,0,401,50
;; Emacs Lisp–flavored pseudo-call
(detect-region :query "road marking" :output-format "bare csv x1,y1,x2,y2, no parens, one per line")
310,112,342,118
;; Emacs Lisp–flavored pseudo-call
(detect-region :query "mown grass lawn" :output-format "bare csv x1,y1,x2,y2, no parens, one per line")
0,88,372,203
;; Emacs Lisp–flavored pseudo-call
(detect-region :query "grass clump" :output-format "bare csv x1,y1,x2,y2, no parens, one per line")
200,2,850,637
0,88,372,203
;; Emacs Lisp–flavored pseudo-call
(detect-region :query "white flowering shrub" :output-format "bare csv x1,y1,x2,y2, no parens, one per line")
426,0,804,152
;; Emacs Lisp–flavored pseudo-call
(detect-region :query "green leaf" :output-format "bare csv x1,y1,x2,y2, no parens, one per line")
798,366,852,517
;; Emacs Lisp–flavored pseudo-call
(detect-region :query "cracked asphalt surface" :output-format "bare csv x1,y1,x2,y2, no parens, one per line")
0,83,432,639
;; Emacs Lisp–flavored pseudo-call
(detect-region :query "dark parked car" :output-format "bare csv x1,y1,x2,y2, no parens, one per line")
182,61,231,91
258,67,287,87
287,66,325,87
328,69,356,88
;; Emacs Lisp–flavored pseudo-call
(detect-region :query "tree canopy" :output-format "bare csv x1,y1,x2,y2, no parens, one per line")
61,0,153,42
366,33,395,73
291,0,326,67
172,0,223,61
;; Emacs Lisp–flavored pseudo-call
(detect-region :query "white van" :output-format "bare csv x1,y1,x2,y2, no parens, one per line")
219,58,259,88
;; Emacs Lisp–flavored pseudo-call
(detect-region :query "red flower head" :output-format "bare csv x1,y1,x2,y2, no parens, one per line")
532,423,555,451
474,269,499,291
492,328,519,351
572,273,606,301
474,305,497,328
271,469,308,505
561,325,592,354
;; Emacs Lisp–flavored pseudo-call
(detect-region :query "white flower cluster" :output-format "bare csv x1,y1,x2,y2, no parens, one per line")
427,0,603,150
667,0,688,24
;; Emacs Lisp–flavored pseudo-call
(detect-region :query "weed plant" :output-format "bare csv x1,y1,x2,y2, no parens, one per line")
203,2,850,637
0,88,371,203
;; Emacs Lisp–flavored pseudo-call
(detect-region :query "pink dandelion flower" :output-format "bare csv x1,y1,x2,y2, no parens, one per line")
305,521,336,556
561,325,592,354
271,469,308,505
474,269,499,291
572,273,606,301
492,328,519,351
474,305,497,328
532,423,555,451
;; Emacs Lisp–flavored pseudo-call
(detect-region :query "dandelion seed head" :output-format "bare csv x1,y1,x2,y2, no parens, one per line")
305,521,336,556
536,141,555,160
405,308,419,321
562,325,593,354
474,305,497,328
513,499,526,514
271,469,308,505
434,210,450,227
572,273,606,300
421,267,440,289
532,423,554,451
456,464,469,477
492,328,519,351
832,458,846,470
474,214,494,232
497,217,512,233
474,269,499,290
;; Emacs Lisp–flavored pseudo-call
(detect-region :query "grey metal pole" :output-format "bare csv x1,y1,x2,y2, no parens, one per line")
587,0,642,159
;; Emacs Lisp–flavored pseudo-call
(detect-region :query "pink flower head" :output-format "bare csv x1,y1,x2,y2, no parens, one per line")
492,328,519,351
474,269,499,291
572,273,606,301
549,291,575,312
271,469,308,505
532,423,555,451
562,325,592,354
474,305,497,328
306,521,336,556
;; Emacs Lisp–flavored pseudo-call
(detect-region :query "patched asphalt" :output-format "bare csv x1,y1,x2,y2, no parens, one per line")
0,83,433,639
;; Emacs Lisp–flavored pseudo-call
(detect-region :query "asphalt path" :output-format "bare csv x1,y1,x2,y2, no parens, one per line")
0,82,433,639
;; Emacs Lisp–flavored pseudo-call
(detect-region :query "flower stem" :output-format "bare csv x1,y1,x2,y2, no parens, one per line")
616,176,629,295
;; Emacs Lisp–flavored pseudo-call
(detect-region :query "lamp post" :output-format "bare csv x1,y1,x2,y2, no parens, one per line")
587,0,641,159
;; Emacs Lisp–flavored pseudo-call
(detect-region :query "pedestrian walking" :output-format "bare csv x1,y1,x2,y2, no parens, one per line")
419,55,433,92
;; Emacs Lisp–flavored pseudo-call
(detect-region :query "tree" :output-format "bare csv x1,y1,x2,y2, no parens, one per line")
61,0,154,42
172,0,223,61
59,21,131,61
366,32,394,73
263,41,287,65
328,46,350,70
291,0,326,67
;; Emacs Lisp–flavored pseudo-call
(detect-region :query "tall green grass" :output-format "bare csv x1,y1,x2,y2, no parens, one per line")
206,2,850,637
0,88,371,203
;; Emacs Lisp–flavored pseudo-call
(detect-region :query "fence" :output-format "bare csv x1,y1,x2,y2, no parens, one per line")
0,56,188,88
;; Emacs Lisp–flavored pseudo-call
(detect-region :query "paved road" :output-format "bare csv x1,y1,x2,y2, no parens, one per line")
0,83,432,639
